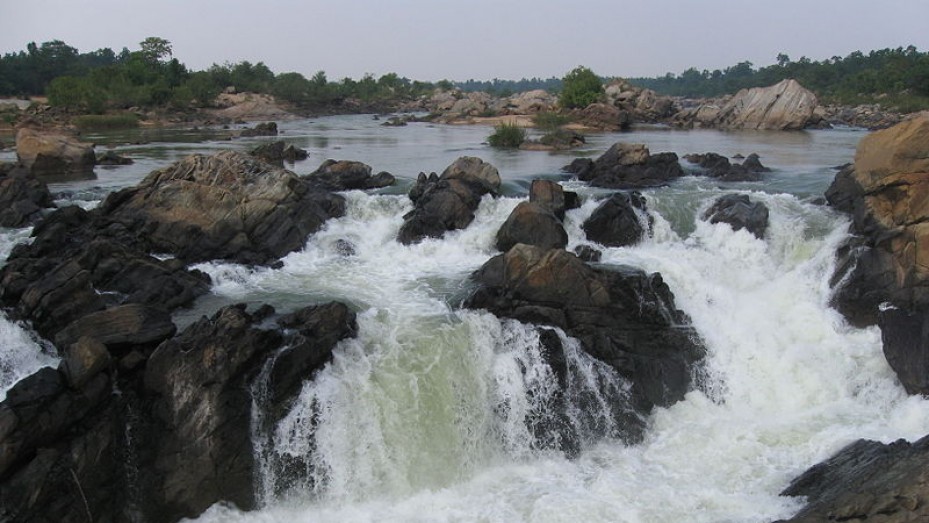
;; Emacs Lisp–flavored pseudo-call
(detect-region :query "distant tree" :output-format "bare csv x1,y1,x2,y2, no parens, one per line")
559,66,603,109
140,37,172,64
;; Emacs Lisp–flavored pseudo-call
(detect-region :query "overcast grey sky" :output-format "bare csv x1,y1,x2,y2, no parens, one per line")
2,0,928,82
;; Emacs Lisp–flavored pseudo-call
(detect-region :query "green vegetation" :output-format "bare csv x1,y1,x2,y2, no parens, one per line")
559,66,604,109
629,46,929,111
73,113,139,130
487,122,526,148
0,37,439,114
533,111,572,132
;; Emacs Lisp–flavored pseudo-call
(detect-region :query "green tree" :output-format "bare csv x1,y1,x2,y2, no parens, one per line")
559,66,603,109
139,37,172,64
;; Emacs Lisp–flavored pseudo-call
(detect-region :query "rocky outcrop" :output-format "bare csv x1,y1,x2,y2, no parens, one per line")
683,152,770,181
249,141,308,166
779,436,929,522
673,79,820,130
398,156,501,244
571,103,632,131
15,125,96,180
825,113,929,395
0,300,357,523
582,191,651,247
604,79,677,123
564,142,685,189
529,179,579,220
464,244,705,441
703,194,770,239
305,159,396,191
100,150,345,265
821,103,904,130
0,162,55,227
406,89,557,121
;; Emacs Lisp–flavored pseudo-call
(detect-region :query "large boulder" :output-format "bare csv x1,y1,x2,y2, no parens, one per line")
99,150,345,265
564,142,684,189
464,244,705,441
674,79,820,130
304,159,395,191
827,113,929,327
14,125,96,180
495,201,567,252
779,436,929,522
398,157,501,244
0,162,55,227
571,103,632,131
249,140,308,167
702,194,770,239
582,191,651,247
504,89,557,114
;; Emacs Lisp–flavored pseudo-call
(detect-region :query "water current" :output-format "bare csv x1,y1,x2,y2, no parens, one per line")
3,116,927,522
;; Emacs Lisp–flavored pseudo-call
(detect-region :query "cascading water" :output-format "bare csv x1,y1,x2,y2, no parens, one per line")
189,179,929,523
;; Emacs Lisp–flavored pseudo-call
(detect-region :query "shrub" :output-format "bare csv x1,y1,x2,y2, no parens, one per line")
487,122,526,148
73,113,140,130
559,66,603,109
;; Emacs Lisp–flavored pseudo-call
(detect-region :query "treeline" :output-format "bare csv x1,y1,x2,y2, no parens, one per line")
456,77,562,95
0,37,439,113
629,46,929,110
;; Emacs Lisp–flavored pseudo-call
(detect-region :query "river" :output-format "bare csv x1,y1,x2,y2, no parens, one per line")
3,116,928,522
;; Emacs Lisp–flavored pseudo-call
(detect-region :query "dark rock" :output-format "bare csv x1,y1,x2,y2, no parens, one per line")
573,244,602,262
569,143,684,189
53,303,177,351
0,162,55,227
305,159,395,191
240,121,278,137
250,140,308,167
562,158,594,179
702,194,770,238
683,152,769,181
582,191,651,247
495,201,568,252
266,302,358,424
59,336,111,389
142,304,284,520
99,151,346,265
879,306,929,395
398,157,501,244
96,150,134,166
779,435,929,522
464,244,705,440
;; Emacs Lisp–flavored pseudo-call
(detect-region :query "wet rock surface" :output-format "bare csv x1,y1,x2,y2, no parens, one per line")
564,142,684,189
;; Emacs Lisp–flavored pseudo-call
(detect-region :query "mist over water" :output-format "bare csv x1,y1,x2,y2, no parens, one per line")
3,117,924,522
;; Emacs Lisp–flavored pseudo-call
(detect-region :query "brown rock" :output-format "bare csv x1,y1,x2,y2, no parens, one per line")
14,126,95,180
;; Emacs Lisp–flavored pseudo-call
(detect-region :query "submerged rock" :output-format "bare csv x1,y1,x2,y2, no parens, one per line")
239,121,278,137
398,156,501,244
96,150,134,166
564,142,684,189
464,244,705,441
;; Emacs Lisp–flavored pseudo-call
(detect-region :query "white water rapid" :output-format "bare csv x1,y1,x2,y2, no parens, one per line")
185,182,929,523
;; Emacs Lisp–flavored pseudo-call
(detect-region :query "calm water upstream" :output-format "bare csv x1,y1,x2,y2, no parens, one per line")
3,116,927,522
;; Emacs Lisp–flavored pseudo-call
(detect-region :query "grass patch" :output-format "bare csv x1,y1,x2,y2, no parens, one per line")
533,111,572,131
73,113,140,130
487,122,526,148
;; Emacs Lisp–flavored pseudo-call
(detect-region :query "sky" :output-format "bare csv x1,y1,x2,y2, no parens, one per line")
1,0,928,82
